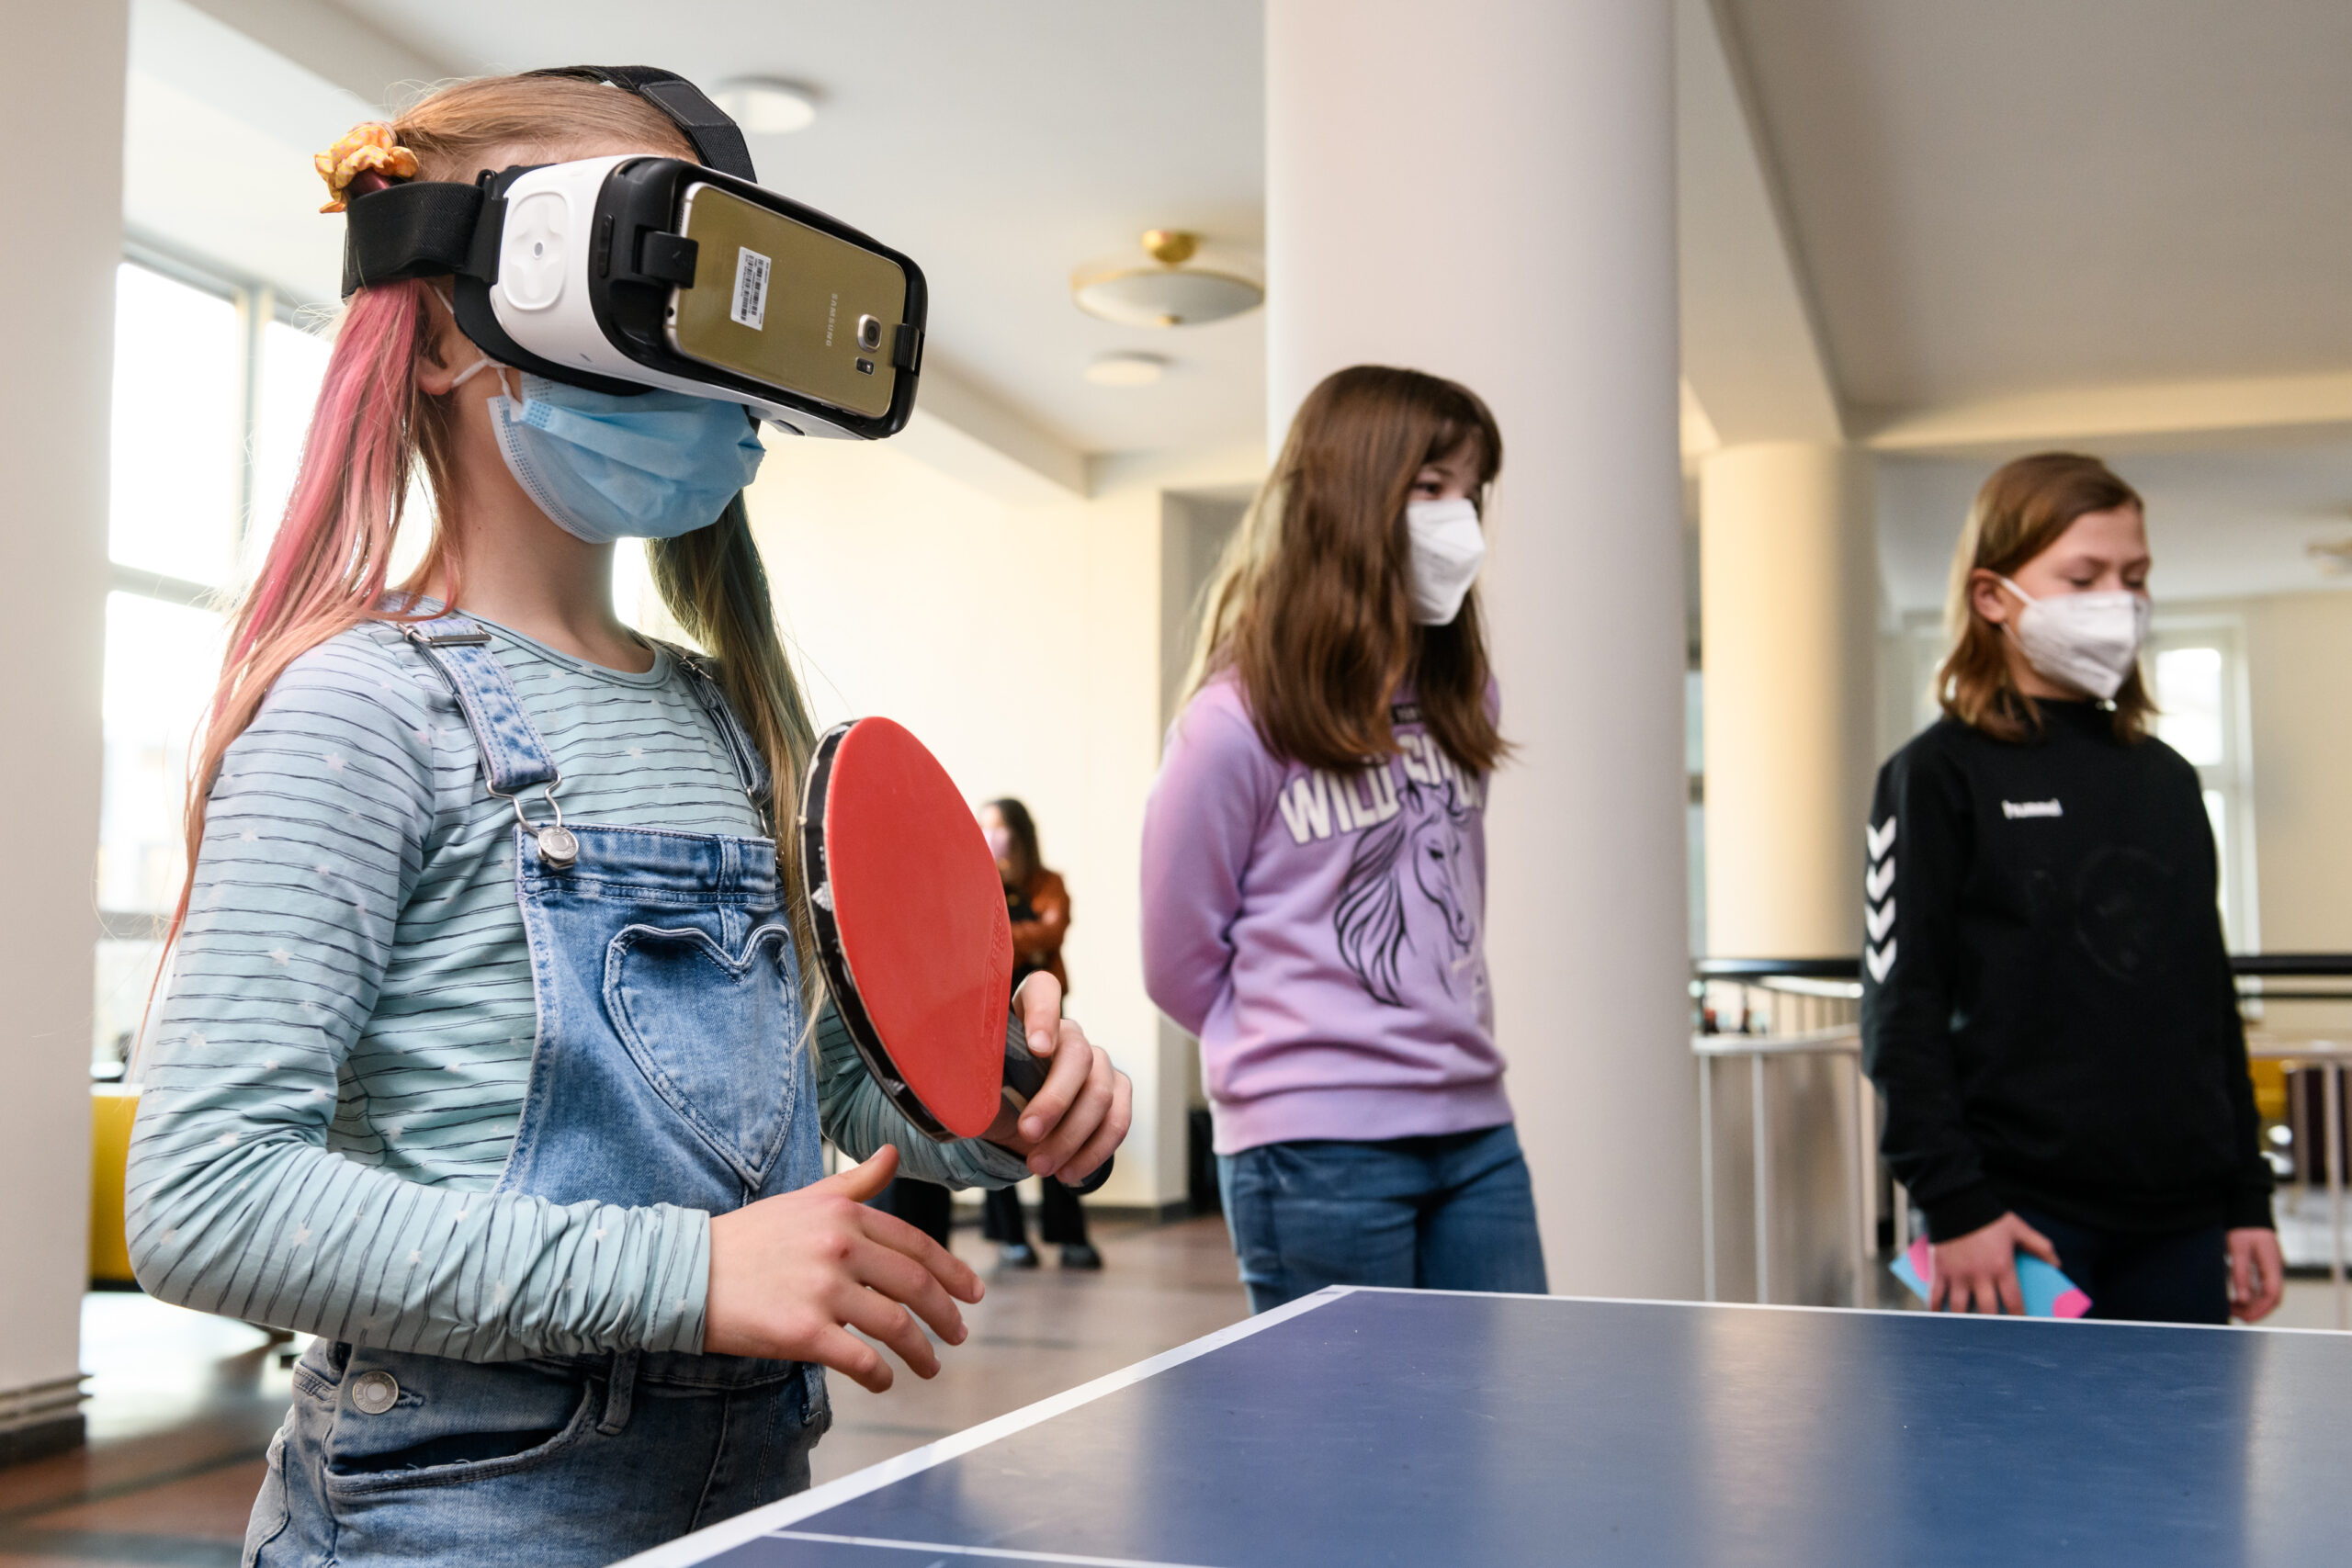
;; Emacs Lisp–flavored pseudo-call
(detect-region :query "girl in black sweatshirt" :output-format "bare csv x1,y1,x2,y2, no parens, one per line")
1861,452,2281,1325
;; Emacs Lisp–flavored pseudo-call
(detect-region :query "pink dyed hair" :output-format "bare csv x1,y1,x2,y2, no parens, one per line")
163,74,698,968
163,279,455,962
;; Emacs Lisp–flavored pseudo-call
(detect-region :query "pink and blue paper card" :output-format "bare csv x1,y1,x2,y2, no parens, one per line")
1889,1236,2092,1318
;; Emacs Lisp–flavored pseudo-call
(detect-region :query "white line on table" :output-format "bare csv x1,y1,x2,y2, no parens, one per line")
769,1529,1225,1567
612,1286,1352,1567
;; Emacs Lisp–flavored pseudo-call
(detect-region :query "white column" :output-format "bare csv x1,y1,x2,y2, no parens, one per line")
0,2,125,1459
1267,0,1696,1297
1699,444,1877,957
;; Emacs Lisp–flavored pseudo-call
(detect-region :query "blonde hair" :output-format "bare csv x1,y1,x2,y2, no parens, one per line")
1937,451,2151,743
170,74,820,1011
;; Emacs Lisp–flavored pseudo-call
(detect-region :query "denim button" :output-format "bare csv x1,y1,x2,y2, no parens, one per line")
350,1370,400,1415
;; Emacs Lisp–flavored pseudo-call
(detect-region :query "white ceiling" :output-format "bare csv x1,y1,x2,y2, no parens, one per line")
137,0,1268,459
1721,0,2352,417
1879,444,2352,615
141,0,2352,584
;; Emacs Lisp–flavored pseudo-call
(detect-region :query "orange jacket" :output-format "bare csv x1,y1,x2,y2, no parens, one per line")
1009,868,1069,993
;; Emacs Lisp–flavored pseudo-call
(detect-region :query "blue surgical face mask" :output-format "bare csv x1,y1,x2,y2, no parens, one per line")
481,370,765,544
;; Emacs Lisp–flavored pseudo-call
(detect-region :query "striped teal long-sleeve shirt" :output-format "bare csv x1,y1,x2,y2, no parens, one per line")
126,615,1025,1362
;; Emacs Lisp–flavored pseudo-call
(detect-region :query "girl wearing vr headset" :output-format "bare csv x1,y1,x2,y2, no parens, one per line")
123,72,1127,1564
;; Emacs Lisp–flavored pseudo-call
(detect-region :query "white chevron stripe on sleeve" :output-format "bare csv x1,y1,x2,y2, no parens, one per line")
1865,940,1896,982
1866,898,1895,942
1865,859,1896,901
1866,818,1896,860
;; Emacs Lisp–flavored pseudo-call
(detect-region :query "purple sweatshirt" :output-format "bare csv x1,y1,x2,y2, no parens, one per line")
1140,672,1516,1155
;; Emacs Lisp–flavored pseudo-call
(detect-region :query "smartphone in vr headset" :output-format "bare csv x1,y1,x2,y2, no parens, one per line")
450,154,922,438
345,141,926,440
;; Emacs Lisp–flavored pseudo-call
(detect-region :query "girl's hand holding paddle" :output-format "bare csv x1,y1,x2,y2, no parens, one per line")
986,973,1132,1184
705,1144,984,1392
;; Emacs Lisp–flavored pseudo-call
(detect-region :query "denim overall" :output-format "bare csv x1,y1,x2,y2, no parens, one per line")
247,615,828,1568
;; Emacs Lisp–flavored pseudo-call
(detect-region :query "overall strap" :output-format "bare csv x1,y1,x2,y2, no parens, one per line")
665,649,773,811
399,614,561,799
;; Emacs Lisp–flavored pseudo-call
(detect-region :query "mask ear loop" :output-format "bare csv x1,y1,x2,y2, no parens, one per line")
420,282,512,396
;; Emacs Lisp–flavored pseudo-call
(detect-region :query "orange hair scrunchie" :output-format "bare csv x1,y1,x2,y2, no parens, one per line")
314,122,420,213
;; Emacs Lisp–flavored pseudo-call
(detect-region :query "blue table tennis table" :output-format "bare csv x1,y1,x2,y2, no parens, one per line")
625,1285,2352,1567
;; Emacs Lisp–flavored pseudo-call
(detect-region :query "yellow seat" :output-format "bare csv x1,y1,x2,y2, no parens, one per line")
2249,1058,2289,1124
91,1086,140,1287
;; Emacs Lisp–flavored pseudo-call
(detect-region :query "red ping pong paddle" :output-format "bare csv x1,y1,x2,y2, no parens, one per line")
798,717,1111,1190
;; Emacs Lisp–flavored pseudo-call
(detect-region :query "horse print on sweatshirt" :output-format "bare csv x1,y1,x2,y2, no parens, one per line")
1273,705,1488,1009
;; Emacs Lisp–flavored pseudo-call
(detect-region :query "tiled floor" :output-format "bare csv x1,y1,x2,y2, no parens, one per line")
0,1213,1249,1567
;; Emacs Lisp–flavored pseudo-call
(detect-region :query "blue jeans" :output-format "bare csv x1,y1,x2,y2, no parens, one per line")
1216,1124,1547,1314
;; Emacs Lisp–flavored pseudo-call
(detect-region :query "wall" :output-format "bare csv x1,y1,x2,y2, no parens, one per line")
735,435,1189,1210
2242,591,2352,952
0,2,126,1459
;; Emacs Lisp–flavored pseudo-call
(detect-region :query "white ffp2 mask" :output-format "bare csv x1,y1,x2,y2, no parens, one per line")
1405,497,1486,625
1998,577,2151,700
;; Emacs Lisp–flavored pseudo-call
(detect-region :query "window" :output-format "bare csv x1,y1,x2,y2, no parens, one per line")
96,254,331,1078
2146,621,2258,950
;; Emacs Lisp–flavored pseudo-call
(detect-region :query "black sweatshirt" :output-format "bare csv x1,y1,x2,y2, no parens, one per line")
1859,700,2273,1243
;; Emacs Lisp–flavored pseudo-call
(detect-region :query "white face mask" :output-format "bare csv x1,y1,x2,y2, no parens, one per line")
1405,497,1486,625
1997,576,2151,700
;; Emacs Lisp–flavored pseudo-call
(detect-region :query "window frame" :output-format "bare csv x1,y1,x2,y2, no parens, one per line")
96,243,327,1076
2146,612,2261,953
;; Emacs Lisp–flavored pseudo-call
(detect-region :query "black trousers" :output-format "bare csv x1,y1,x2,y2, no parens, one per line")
982,1179,1090,1247
2012,1205,2230,1325
873,1178,955,1249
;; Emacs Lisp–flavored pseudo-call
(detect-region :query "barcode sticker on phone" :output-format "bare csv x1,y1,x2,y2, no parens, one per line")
730,247,771,331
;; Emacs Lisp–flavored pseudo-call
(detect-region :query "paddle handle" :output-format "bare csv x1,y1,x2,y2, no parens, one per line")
1001,1010,1114,1196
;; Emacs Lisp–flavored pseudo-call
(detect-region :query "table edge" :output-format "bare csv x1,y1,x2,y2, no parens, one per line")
610,1285,1359,1567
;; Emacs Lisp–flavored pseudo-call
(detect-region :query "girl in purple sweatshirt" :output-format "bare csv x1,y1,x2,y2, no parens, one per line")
1141,366,1546,1312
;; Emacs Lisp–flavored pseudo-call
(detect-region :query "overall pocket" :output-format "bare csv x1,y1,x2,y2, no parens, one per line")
604,919,800,1190
322,1354,597,1497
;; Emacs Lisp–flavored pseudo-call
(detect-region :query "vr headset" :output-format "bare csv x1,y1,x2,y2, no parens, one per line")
341,65,925,441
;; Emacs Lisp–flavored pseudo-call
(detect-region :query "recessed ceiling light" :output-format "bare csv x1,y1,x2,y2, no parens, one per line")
1072,230,1263,328
710,78,820,135
1084,352,1168,388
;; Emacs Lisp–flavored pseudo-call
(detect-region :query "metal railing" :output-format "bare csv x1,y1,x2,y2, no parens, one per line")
1693,953,2352,1325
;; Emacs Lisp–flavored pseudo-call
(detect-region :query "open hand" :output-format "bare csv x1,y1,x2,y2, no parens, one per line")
985,972,1131,1183
705,1145,983,1392
1928,1212,2061,1314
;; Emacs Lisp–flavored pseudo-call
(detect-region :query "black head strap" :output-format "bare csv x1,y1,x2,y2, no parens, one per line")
341,180,492,299
341,64,752,298
525,65,758,183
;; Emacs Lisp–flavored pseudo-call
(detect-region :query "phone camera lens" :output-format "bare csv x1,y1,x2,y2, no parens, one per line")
856,314,883,351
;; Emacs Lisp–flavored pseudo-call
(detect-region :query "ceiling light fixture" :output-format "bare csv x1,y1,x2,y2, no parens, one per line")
2308,536,2352,577
1071,230,1263,328
708,78,820,135
1084,352,1168,388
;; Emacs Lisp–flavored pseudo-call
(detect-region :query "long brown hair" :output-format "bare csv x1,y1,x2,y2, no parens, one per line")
1187,365,1508,773
170,74,821,1012
1938,451,2152,743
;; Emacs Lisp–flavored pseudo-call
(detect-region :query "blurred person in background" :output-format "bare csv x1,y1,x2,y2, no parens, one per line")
1862,452,2282,1325
980,798,1102,1269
